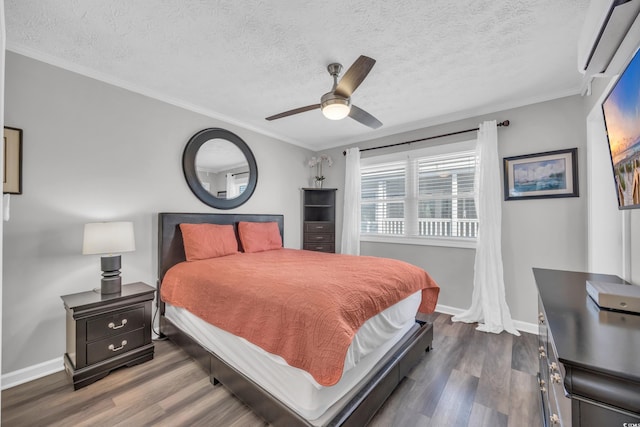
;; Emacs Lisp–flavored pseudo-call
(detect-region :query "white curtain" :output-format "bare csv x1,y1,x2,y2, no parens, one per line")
226,173,238,198
341,148,361,255
452,121,519,336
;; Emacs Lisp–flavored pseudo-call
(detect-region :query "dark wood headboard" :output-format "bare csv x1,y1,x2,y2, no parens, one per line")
157,212,284,311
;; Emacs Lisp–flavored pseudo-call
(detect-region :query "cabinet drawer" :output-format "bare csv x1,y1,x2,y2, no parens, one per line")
304,222,334,233
87,328,146,365
304,233,334,243
87,307,145,342
304,243,334,252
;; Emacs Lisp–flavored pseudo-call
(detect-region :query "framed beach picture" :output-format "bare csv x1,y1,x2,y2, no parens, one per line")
503,148,578,201
4,127,23,194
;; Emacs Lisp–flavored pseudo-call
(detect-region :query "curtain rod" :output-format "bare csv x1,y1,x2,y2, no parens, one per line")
342,120,510,155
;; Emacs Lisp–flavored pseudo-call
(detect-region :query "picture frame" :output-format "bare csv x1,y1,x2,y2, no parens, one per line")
3,127,23,195
503,148,578,201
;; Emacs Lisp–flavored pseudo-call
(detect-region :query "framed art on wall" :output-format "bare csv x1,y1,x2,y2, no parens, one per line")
503,148,578,201
3,127,23,194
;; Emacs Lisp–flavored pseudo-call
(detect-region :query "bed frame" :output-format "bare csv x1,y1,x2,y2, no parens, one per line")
157,212,434,426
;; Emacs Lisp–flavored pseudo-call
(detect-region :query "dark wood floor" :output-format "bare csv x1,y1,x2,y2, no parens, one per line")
1,313,542,427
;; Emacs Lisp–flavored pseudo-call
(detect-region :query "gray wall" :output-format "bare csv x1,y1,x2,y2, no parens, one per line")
2,52,313,373
326,96,588,325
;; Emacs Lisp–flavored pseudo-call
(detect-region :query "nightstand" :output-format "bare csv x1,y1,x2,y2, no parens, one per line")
61,282,155,390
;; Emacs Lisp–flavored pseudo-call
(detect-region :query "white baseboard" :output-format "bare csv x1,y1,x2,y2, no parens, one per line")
1,357,64,390
436,304,539,335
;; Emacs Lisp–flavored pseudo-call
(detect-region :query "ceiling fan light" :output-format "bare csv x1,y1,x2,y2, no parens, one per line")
321,99,351,120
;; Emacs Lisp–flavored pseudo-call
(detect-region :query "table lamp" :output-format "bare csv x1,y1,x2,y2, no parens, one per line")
82,221,135,294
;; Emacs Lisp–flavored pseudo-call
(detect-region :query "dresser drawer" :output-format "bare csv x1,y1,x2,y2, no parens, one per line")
304,222,334,233
87,328,146,365
86,307,145,342
304,243,334,252
304,233,334,243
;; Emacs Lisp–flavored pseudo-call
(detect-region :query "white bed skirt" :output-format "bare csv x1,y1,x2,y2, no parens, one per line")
165,291,421,422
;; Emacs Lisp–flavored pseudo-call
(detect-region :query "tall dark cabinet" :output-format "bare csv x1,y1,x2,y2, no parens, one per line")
302,188,336,253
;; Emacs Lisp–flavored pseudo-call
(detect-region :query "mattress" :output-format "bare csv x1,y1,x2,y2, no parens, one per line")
165,290,421,422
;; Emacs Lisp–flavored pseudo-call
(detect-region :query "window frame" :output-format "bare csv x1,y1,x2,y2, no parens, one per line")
359,140,477,249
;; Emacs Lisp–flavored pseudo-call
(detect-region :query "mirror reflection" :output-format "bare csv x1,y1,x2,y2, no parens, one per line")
183,128,258,210
195,139,249,200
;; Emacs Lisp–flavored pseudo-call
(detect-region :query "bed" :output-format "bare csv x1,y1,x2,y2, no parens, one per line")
157,212,438,426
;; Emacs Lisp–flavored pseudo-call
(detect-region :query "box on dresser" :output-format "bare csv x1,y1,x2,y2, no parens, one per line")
534,268,640,426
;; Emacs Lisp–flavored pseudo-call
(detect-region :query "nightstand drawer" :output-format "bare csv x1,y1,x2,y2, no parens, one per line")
87,328,146,365
304,222,334,233
87,307,145,341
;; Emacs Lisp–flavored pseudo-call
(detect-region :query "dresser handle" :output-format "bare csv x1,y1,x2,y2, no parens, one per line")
550,413,559,424
551,373,562,384
549,362,558,372
315,236,324,240
538,312,545,324
108,319,128,330
108,340,128,352
539,351,546,359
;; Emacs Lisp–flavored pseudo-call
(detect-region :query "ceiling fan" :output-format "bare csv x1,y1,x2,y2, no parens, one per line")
265,55,382,129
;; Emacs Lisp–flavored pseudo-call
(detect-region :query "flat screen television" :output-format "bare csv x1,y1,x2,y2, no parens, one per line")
602,46,640,209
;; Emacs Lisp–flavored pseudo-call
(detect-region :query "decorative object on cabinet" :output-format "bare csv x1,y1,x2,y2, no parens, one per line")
533,268,640,426
308,154,333,188
503,148,578,201
182,128,258,210
82,221,136,295
3,127,22,194
302,188,336,252
61,282,155,390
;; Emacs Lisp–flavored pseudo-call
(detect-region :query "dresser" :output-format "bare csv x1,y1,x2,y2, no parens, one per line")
61,282,155,389
302,188,336,253
533,268,640,426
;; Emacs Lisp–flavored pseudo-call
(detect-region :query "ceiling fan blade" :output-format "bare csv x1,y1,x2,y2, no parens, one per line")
334,56,376,98
349,105,382,129
266,104,321,121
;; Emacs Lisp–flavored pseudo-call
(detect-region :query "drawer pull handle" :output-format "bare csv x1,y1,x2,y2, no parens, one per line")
539,351,546,359
551,373,562,384
315,226,324,229
315,236,324,240
549,362,558,372
108,319,128,330
550,413,559,424
108,340,128,352
315,246,324,250
538,346,545,353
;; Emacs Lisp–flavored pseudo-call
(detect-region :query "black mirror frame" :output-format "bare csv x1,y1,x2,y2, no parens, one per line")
182,128,258,210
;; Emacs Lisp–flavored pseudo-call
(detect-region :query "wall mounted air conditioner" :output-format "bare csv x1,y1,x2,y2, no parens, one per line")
578,0,640,75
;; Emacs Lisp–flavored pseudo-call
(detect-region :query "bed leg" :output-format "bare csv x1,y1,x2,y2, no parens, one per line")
210,374,220,386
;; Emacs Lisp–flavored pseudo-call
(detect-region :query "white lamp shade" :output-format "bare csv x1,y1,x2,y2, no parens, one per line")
82,221,136,255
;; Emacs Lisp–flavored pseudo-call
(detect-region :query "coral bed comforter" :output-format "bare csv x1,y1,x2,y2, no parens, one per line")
161,248,439,386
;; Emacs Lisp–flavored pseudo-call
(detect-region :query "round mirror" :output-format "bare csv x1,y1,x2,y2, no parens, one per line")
183,128,258,209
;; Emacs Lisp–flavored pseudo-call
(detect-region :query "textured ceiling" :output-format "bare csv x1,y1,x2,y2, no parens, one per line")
5,0,589,150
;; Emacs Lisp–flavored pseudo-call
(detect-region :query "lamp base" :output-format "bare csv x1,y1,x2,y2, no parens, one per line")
100,255,123,295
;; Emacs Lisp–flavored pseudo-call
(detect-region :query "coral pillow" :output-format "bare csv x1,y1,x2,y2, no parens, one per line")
238,221,282,253
180,223,239,261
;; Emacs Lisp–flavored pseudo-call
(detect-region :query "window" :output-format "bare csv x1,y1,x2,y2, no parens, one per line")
360,141,478,247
